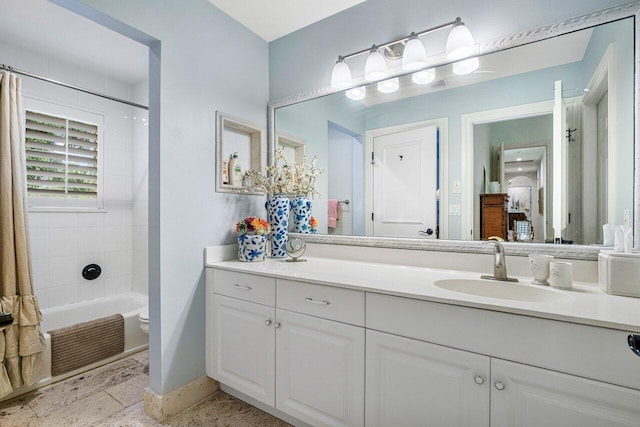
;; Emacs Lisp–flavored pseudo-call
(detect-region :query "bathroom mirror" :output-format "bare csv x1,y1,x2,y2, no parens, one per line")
216,111,266,194
269,2,640,258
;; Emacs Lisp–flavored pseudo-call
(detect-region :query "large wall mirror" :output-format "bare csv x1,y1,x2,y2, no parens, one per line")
270,3,639,258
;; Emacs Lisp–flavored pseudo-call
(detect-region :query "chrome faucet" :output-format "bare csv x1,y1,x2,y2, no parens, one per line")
481,239,518,282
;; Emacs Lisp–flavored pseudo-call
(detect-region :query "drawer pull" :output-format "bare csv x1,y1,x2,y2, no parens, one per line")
265,320,272,326
305,297,331,305
233,284,252,291
274,322,281,329
494,380,505,391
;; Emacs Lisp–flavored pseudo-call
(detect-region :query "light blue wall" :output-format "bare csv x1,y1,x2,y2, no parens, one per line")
66,0,269,395
269,0,627,99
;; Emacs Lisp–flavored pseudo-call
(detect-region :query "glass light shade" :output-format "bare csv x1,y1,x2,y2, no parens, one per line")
446,23,475,60
402,36,427,71
377,78,399,94
452,57,479,75
364,49,389,81
331,60,352,88
412,68,436,85
346,86,366,101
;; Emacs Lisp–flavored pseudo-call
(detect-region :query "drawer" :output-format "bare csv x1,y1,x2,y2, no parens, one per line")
277,279,364,326
210,268,275,306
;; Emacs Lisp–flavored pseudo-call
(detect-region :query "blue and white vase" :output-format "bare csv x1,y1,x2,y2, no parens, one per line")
237,234,267,262
266,194,291,258
292,196,312,233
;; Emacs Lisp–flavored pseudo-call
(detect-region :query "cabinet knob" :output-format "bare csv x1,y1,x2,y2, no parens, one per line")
474,376,485,385
274,322,281,329
265,320,272,326
494,380,505,391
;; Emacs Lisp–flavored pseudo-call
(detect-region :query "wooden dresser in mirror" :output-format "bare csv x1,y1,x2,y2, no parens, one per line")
480,193,509,240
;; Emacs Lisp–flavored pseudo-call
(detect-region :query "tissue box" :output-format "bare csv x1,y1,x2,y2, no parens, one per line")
599,250,640,298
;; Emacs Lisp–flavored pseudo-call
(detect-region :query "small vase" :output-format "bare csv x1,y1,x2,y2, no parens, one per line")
237,234,267,262
292,196,313,233
265,194,291,258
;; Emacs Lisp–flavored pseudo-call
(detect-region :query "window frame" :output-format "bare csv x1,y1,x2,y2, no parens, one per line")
23,96,106,212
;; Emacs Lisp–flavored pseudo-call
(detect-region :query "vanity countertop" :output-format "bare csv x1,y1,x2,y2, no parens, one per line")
206,257,640,332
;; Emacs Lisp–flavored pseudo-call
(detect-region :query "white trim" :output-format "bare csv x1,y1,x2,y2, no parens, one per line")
583,43,616,229
364,118,449,238
461,100,555,240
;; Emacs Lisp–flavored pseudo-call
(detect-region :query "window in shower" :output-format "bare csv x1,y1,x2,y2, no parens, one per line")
24,97,105,210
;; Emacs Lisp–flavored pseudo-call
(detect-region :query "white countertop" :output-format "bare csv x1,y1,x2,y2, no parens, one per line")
206,257,640,332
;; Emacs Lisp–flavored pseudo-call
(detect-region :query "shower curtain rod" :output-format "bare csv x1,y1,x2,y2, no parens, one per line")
0,64,149,110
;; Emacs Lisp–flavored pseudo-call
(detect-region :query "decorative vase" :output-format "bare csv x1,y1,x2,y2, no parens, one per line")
292,196,313,233
265,194,291,258
237,234,267,262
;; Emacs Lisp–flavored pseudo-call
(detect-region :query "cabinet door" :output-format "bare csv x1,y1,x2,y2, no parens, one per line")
366,330,490,427
211,294,276,406
275,309,365,427
491,359,640,427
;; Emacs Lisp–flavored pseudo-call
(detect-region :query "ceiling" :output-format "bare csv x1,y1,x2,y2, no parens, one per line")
207,0,366,42
0,0,148,84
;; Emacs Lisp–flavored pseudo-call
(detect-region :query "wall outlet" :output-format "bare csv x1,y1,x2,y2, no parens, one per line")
452,180,462,194
449,204,461,216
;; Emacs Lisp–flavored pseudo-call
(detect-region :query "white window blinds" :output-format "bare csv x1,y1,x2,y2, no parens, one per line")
25,110,99,199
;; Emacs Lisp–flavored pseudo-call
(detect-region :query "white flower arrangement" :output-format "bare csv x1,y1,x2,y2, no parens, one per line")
243,148,324,198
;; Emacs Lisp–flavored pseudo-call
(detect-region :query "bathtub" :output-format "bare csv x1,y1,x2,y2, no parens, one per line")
2,292,148,401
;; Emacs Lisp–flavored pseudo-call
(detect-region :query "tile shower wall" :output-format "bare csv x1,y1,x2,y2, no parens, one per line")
0,41,147,309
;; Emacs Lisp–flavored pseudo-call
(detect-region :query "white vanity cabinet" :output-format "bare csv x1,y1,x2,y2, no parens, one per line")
207,269,277,406
490,359,640,427
206,269,365,427
367,293,640,427
366,330,490,427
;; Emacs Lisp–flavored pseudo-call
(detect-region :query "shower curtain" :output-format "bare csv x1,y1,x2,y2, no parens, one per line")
0,71,44,398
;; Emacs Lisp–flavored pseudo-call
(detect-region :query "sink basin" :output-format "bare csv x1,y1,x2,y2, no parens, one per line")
434,279,573,303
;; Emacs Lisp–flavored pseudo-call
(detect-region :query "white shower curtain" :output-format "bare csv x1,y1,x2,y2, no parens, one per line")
0,71,44,397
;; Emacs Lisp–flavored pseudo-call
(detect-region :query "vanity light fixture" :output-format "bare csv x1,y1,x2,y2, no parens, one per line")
346,86,366,100
331,17,476,98
331,57,352,88
377,77,399,93
402,33,428,71
364,46,390,81
445,20,476,60
412,68,436,85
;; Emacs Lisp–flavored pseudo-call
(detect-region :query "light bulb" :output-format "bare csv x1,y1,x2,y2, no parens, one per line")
412,68,435,85
346,86,366,101
446,22,475,60
331,58,352,89
364,47,389,81
452,57,479,75
377,78,399,94
402,34,427,71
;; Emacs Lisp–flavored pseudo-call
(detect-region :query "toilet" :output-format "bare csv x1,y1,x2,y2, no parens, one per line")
139,307,149,334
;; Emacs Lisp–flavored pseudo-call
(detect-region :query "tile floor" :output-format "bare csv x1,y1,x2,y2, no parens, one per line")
0,350,291,427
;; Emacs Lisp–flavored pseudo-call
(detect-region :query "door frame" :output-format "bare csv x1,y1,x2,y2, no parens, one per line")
461,100,555,240
582,43,616,242
364,118,448,237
